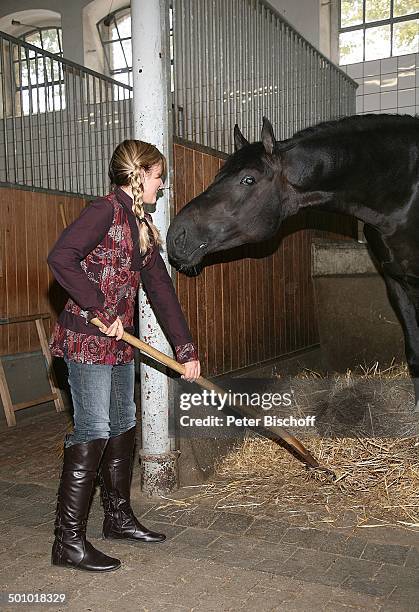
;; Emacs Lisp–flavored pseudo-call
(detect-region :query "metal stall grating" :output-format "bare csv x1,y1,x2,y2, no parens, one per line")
172,0,357,152
0,30,133,197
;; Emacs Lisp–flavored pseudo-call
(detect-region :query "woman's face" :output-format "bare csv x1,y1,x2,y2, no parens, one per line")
142,162,164,204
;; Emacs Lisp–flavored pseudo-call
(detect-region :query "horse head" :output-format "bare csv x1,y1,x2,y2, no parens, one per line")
167,118,286,272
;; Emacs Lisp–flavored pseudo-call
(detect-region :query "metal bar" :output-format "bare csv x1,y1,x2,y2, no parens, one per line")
72,65,80,194
184,0,192,142
98,78,105,194
42,52,51,190
223,2,231,153
7,39,18,183
34,50,43,186
110,81,116,174
207,0,212,148
80,72,87,195
58,61,66,192
17,42,27,185
63,66,73,194
86,74,93,195
93,76,100,196
50,56,58,191
105,82,111,194
194,0,200,144
0,38,10,182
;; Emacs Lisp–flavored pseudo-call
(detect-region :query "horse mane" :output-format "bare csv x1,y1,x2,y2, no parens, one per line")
277,113,419,151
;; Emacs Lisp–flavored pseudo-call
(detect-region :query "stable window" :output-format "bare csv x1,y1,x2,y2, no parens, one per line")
97,7,132,86
97,6,174,90
15,27,65,114
339,0,418,64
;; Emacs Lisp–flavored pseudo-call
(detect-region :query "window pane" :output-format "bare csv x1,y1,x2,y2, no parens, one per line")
41,29,60,55
365,24,391,60
25,32,41,48
393,19,419,56
394,0,419,18
53,84,66,110
99,20,113,43
115,13,131,39
365,0,390,23
110,41,126,70
16,63,27,87
24,32,41,59
53,62,64,83
339,29,364,64
116,72,130,86
122,40,132,67
340,0,363,27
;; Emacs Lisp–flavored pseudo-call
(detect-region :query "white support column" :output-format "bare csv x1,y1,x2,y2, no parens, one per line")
131,0,178,495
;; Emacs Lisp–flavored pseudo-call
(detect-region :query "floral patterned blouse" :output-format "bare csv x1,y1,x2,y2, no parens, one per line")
48,187,198,365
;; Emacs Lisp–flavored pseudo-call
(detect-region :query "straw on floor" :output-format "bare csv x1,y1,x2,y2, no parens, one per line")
158,363,419,531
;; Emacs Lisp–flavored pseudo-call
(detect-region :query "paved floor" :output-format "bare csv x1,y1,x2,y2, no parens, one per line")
0,411,418,612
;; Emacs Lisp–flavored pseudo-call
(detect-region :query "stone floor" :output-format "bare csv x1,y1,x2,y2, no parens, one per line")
0,410,418,612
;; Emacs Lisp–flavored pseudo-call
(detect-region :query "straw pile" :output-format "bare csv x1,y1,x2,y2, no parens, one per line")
210,434,419,529
161,363,419,530
163,434,419,530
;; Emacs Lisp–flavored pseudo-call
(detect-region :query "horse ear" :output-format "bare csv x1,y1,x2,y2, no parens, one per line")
261,117,276,155
234,125,249,151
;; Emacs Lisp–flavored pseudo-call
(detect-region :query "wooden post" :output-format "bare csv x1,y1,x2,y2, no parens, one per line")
0,359,16,426
35,318,65,413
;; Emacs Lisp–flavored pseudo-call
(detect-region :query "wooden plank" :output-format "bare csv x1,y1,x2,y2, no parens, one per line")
267,250,274,360
194,150,204,198
15,191,29,351
0,189,8,355
0,313,49,324
245,256,252,367
174,144,185,213
35,318,65,413
26,191,38,350
0,358,16,426
6,188,19,354
39,192,51,338
295,231,302,351
13,393,57,412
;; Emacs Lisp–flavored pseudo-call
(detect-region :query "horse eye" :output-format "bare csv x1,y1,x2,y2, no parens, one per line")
240,176,256,185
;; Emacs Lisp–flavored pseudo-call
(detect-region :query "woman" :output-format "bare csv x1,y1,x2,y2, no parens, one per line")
48,140,200,572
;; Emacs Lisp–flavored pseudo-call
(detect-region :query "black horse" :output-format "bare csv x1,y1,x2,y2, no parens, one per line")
167,114,419,410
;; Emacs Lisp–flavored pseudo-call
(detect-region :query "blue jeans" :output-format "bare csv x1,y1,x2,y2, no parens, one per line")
64,359,137,447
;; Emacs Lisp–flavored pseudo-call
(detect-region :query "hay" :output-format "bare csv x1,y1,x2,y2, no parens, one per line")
160,434,419,531
159,364,419,531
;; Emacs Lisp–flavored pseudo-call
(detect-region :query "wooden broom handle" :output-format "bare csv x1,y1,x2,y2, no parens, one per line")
90,317,320,468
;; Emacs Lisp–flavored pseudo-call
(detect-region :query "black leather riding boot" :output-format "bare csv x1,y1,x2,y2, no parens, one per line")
100,427,166,543
52,438,121,572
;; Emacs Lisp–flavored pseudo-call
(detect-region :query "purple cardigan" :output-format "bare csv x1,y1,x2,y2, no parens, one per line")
48,187,197,364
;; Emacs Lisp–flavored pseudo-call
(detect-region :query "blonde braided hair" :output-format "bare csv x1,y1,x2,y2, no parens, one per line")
109,139,165,254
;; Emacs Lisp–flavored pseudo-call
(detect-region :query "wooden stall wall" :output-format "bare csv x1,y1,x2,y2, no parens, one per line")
173,139,357,377
0,187,86,356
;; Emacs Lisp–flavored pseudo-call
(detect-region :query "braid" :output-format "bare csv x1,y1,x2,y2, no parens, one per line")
109,139,165,255
130,166,162,254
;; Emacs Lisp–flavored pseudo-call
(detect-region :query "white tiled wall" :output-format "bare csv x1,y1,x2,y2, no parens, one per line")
341,53,419,116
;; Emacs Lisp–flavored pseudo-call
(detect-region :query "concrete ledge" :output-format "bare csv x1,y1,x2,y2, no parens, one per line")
312,239,376,277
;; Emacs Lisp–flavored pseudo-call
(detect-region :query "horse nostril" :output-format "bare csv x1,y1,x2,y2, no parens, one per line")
174,227,187,251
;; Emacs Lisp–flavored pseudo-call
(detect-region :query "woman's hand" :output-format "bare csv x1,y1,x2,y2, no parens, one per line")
97,316,124,341
182,360,201,382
